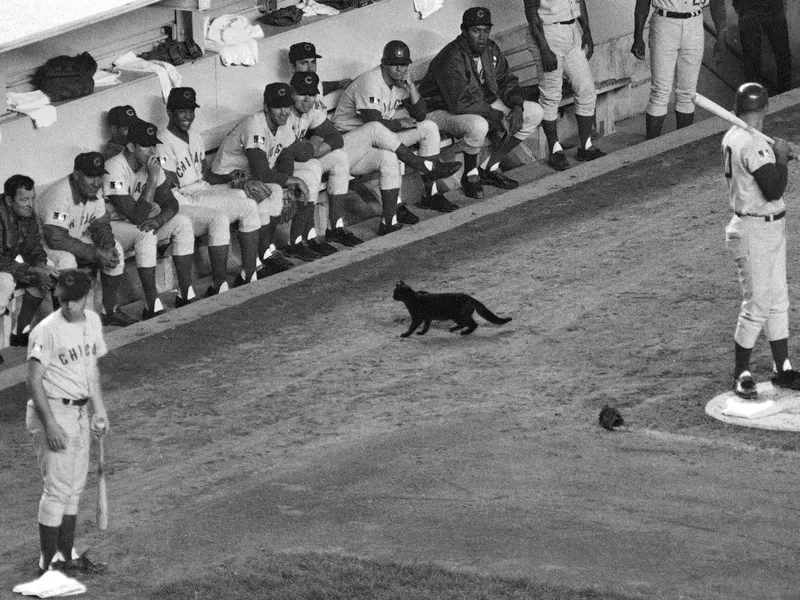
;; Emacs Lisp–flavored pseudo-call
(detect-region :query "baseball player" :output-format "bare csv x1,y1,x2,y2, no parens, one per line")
286,71,363,249
102,105,138,160
632,0,727,140
103,119,231,309
288,41,352,109
0,176,59,357
524,0,604,171
156,87,268,288
211,82,327,262
420,8,543,198
722,82,800,399
26,269,108,577
333,40,462,233
734,0,791,95
36,152,138,328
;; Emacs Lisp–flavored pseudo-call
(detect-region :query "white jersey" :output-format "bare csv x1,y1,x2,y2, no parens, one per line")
722,126,785,216
652,0,708,12
288,106,327,141
28,309,107,400
332,66,409,133
211,112,296,175
103,153,165,220
36,176,106,243
537,0,581,25
156,127,206,192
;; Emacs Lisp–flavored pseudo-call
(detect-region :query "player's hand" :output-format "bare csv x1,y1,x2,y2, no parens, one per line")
541,46,558,72
338,78,353,90
398,117,418,130
506,105,524,138
30,265,59,288
145,154,162,180
95,247,119,269
631,37,646,60
138,217,162,232
45,421,68,451
712,30,726,65
582,31,594,60
229,169,248,182
287,178,309,203
773,138,790,163
91,413,110,436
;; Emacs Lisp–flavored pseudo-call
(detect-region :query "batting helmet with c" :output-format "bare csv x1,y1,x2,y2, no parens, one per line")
734,82,768,116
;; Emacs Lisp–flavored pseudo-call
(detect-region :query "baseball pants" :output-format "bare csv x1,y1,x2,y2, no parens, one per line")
26,399,91,526
342,123,402,190
295,149,350,234
0,268,52,314
531,21,597,121
726,215,789,348
427,100,542,154
180,205,231,246
45,240,126,277
647,12,704,117
738,10,792,94
176,183,262,233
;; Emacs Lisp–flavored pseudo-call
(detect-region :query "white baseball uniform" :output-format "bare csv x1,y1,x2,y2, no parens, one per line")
287,107,350,197
723,127,789,348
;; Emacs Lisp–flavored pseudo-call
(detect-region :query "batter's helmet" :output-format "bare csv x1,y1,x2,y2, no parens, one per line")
734,82,768,116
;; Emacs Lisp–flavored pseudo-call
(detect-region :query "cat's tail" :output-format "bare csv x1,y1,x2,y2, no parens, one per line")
475,302,512,325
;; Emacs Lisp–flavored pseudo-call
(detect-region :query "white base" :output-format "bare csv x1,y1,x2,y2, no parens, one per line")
706,381,800,431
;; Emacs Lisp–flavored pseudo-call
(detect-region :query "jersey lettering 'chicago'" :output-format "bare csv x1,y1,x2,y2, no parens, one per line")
103,152,165,220
722,127,786,216
28,310,107,400
35,176,106,243
211,111,296,175
537,0,581,25
156,128,205,190
287,106,327,141
333,66,409,133
652,0,709,12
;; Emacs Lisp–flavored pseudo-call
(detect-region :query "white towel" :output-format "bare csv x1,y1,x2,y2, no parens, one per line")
93,69,121,87
206,39,259,66
113,51,182,102
297,0,339,15
206,15,264,45
6,92,57,128
414,0,443,19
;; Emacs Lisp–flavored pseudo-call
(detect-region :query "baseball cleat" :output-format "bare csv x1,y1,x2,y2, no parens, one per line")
548,151,570,171
419,193,458,212
61,551,107,575
734,373,758,399
257,255,292,279
421,160,462,182
770,369,800,390
307,237,338,257
478,167,518,189
285,241,321,262
461,174,485,199
100,308,139,328
326,227,363,246
377,222,403,236
175,295,195,309
577,147,607,162
395,204,419,225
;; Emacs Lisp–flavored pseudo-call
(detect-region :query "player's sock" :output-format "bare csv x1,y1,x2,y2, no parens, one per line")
645,113,666,140
39,523,60,572
208,245,230,291
171,254,194,303
462,152,478,178
486,137,523,171
56,514,77,565
769,338,790,372
675,110,695,130
137,266,159,313
238,230,260,281
734,342,753,379
15,292,43,335
540,119,560,154
101,273,123,316
576,114,595,151
258,222,279,261
380,188,400,225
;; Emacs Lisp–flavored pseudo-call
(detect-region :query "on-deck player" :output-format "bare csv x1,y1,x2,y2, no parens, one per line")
722,82,800,399
632,0,727,140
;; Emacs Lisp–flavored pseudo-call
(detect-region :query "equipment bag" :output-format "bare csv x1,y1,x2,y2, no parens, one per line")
34,52,97,102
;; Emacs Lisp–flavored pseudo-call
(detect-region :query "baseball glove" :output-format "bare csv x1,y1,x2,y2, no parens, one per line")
279,187,299,224
599,404,624,430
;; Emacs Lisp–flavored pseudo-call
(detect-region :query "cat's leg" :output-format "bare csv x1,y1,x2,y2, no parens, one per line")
449,322,465,332
402,318,423,337
418,319,432,335
461,317,479,335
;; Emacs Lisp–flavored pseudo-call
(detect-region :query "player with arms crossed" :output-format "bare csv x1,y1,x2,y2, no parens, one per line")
723,82,800,399
25,269,108,580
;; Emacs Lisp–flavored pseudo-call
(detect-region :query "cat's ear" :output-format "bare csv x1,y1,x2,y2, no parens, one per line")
398,280,405,286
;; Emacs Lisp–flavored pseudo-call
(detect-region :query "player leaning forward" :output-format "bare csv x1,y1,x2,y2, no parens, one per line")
25,269,108,578
723,83,800,399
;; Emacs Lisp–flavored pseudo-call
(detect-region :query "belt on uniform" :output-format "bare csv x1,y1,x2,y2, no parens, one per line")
557,18,576,25
61,398,89,406
735,211,786,222
655,8,702,18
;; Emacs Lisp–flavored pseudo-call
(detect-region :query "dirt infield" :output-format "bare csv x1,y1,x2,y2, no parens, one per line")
3,103,800,600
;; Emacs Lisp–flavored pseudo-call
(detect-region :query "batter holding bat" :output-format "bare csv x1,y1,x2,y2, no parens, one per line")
25,269,108,579
722,83,800,399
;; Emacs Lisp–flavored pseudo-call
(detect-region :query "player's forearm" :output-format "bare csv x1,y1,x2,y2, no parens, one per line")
753,163,788,200
709,0,727,37
523,3,550,52
633,0,651,39
28,360,58,427
87,364,106,415
578,0,592,33
43,225,100,262
111,195,151,225
405,98,427,122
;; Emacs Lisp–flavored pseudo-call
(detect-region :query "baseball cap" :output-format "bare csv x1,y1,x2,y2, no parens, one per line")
107,105,138,126
263,82,294,108
167,87,199,110
289,42,321,63
73,152,108,177
382,40,412,66
56,269,93,301
290,71,320,96
127,119,162,147
462,7,493,28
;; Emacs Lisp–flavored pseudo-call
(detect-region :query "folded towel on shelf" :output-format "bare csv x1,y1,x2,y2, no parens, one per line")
414,0,443,19
6,91,57,128
205,15,263,66
113,51,182,102
297,0,340,15
93,69,121,87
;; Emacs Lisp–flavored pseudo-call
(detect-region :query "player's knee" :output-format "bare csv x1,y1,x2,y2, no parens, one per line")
464,115,489,147
238,200,261,233
0,272,14,312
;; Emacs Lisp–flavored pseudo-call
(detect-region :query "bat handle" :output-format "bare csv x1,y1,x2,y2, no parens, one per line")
98,437,105,471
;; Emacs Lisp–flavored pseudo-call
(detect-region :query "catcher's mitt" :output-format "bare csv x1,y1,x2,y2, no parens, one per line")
599,404,624,430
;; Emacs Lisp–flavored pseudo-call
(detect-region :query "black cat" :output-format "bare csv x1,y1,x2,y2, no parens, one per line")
393,281,512,337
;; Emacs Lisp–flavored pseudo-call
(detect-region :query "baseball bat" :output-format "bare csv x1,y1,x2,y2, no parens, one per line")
692,92,776,144
97,436,108,531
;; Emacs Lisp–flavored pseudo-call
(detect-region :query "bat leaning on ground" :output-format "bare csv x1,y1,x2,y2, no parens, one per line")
692,92,798,158
97,436,108,531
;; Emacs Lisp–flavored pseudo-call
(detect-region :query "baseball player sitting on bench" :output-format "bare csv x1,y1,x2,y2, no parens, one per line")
420,7,544,199
524,0,605,171
632,0,727,140
723,82,800,399
102,105,138,160
157,87,277,289
287,42,352,110
332,40,463,234
0,175,59,357
285,71,363,250
36,153,138,328
103,119,231,310
210,82,324,263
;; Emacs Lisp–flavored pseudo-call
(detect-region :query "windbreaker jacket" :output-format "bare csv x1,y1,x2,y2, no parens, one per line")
0,197,48,284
